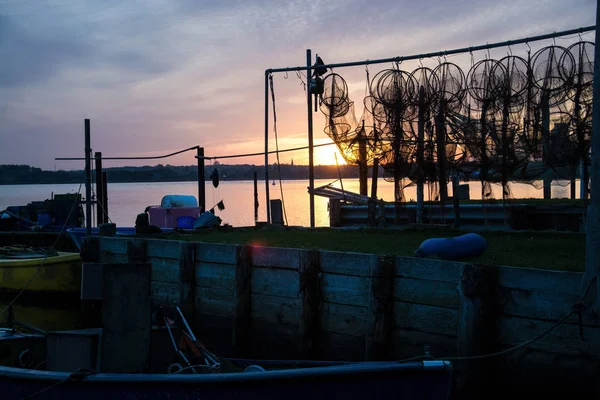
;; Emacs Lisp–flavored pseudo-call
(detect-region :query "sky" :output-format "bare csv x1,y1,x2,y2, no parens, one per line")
0,0,597,170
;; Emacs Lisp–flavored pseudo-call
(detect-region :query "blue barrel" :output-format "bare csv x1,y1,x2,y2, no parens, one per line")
177,216,195,229
37,212,52,226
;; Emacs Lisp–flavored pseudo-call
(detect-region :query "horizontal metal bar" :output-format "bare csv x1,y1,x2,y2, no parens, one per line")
267,25,595,74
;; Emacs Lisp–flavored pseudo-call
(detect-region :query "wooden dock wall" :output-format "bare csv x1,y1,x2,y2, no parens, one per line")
95,236,599,391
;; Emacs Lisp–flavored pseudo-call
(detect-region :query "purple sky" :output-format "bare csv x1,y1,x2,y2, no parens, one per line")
1,0,596,170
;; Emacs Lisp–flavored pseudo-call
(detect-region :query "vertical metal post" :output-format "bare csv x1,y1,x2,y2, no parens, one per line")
95,152,104,225
585,0,600,313
197,147,206,213
265,71,271,223
102,171,109,221
307,49,315,228
84,119,92,235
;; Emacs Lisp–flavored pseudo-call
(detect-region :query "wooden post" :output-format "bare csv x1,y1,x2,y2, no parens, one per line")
377,199,386,228
127,239,147,263
365,255,394,361
102,171,109,221
84,119,92,234
94,152,104,225
452,174,461,229
367,199,377,228
80,236,102,328
457,263,497,399
542,93,552,200
370,158,379,199
197,147,206,213
179,242,196,318
329,198,342,227
253,171,259,222
435,104,448,203
100,262,152,373
298,249,321,359
358,122,368,196
232,245,252,357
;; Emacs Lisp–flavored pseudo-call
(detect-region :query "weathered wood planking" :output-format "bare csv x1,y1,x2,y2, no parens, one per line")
365,255,394,361
321,273,369,306
251,293,300,326
318,331,365,361
100,252,128,264
251,267,299,298
195,287,233,317
144,239,179,259
321,303,366,337
194,243,236,264
232,245,252,356
251,247,301,270
151,281,180,305
195,262,235,290
494,265,583,294
394,302,459,336
395,256,462,283
319,251,372,276
298,249,321,359
391,329,457,359
497,316,600,356
150,258,179,284
98,237,127,255
395,278,460,308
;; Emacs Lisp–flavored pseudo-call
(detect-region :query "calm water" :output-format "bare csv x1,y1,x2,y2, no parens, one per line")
0,178,578,228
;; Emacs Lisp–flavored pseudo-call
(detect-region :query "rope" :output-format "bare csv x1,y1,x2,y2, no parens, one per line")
269,73,289,225
398,279,595,364
0,183,83,317
21,368,96,399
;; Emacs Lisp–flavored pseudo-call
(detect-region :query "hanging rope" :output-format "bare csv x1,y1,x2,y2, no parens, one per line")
269,73,289,225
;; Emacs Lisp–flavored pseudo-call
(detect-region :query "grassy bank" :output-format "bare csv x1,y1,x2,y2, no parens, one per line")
165,227,585,272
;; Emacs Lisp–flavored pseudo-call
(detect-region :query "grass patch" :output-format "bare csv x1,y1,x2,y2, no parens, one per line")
165,227,585,272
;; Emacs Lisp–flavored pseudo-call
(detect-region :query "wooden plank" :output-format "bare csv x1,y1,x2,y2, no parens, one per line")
248,322,300,360
394,278,460,308
251,293,300,326
395,256,462,283
100,252,128,264
251,246,301,270
393,302,458,336
179,242,196,318
98,237,126,255
252,267,298,299
497,315,600,356
150,257,179,284
126,239,147,263
298,249,321,359
319,251,371,276
496,265,583,294
391,329,457,360
499,287,600,326
321,273,368,306
321,303,367,337
194,242,237,265
317,331,365,361
195,262,235,290
145,238,180,259
232,245,252,356
151,281,180,306
366,255,394,361
195,287,233,317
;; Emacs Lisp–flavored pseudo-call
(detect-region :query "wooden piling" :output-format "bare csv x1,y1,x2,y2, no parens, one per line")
299,249,321,359
102,171,109,221
94,152,104,225
457,263,497,399
370,158,379,199
253,171,259,222
100,262,152,373
232,245,252,357
329,199,342,227
365,255,394,361
179,242,196,318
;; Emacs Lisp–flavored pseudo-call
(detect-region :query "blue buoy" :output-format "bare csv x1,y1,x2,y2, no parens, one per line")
413,233,488,261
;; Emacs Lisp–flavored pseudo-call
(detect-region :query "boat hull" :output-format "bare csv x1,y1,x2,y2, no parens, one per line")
0,361,453,400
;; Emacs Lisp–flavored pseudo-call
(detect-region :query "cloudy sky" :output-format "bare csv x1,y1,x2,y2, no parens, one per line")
1,0,596,170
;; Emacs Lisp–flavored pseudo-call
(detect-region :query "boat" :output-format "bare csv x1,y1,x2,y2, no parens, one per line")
0,320,454,400
0,246,81,295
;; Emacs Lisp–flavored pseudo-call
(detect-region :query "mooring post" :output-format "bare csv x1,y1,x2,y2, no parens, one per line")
84,119,92,235
299,249,321,359
94,152,104,225
102,171,109,221
542,92,552,200
365,255,394,361
584,0,600,315
232,245,252,357
358,122,368,196
197,147,206,213
457,264,497,400
371,157,379,199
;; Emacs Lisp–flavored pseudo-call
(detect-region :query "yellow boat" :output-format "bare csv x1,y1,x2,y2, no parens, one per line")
0,251,81,293
0,248,82,330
